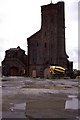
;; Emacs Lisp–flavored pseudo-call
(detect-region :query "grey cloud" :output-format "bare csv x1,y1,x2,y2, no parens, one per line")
66,1,78,22
0,14,6,23
67,47,78,62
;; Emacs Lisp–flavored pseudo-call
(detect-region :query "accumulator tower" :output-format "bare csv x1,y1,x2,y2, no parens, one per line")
27,1,73,78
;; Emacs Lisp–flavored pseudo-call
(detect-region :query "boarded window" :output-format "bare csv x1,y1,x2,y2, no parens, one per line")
10,67,18,76
44,68,51,78
32,70,36,78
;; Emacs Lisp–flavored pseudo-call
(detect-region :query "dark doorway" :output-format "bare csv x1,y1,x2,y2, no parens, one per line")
10,67,18,76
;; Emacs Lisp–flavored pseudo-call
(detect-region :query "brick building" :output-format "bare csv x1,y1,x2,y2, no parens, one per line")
2,46,28,76
2,1,73,78
27,1,73,78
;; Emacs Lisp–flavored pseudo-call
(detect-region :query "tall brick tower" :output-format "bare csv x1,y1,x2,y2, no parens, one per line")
27,1,73,78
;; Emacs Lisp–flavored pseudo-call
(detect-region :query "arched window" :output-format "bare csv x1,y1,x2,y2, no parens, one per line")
37,42,38,47
45,42,47,48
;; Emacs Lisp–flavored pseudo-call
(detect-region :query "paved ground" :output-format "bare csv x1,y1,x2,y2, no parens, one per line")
1,77,80,119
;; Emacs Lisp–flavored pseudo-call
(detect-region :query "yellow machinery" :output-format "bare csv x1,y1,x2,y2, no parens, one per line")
50,66,65,77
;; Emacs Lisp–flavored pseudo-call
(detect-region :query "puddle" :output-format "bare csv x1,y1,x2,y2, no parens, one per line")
50,84,65,90
11,103,26,111
65,95,79,110
65,98,78,110
10,95,79,111
26,100,65,110
68,95,77,98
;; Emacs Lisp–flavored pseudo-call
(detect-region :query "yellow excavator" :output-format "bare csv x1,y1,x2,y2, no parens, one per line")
50,66,78,79
50,66,66,78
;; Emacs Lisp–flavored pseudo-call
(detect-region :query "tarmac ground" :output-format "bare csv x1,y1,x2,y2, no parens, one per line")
1,76,80,119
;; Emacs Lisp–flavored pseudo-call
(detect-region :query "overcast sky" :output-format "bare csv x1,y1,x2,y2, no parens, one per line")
0,0,78,69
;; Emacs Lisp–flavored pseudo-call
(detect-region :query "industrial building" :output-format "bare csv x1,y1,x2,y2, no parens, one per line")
27,1,73,78
2,1,73,78
2,46,28,76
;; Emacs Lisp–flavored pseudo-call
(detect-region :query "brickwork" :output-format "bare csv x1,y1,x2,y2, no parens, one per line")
2,2,73,78
2,46,28,76
27,2,73,78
